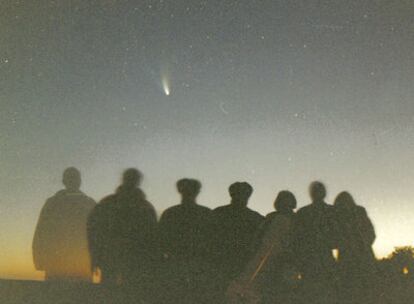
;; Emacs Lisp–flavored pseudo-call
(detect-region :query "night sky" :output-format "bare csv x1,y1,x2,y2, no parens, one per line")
1,1,413,280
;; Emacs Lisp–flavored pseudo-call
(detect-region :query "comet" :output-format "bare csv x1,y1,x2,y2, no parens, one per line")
161,75,170,96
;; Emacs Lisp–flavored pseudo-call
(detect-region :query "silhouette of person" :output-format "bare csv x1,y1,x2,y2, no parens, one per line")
230,191,299,304
87,168,157,286
158,178,212,261
334,191,377,302
156,179,215,304
211,182,264,285
257,191,298,286
294,181,338,303
32,167,96,282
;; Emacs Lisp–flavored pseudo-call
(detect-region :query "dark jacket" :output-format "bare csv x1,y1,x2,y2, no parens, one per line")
335,205,376,267
158,203,213,261
87,187,157,280
295,201,337,277
211,204,264,280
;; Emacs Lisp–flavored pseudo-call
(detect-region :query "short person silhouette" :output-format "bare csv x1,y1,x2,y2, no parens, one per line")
334,191,377,299
231,191,298,304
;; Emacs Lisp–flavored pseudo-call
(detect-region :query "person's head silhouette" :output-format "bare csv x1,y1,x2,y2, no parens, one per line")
334,191,356,210
274,190,297,213
62,167,81,191
229,182,253,208
309,181,327,203
122,168,142,189
177,178,201,204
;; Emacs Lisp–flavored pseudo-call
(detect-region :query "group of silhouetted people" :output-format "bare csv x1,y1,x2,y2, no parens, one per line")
33,167,378,303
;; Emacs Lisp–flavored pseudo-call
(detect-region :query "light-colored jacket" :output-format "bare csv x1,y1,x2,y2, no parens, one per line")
32,189,96,281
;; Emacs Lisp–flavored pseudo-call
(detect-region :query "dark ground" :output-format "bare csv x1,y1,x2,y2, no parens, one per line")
0,280,105,304
1,278,414,304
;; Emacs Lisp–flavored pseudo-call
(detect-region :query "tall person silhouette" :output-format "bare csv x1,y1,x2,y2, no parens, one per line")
295,181,338,303
211,182,264,285
157,179,214,304
87,168,157,286
32,167,96,282
159,178,212,262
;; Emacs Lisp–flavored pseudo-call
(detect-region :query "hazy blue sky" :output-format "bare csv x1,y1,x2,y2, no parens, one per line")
0,1,413,279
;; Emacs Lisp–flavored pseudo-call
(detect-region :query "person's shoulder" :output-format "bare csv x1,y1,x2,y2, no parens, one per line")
82,197,96,213
212,205,231,218
48,189,67,200
90,195,118,218
42,190,66,209
97,194,117,208
129,199,157,219
324,203,336,214
44,195,58,205
297,204,312,214
86,196,97,205
265,211,277,220
165,204,182,212
355,205,368,215
195,204,212,213
140,199,156,212
77,190,95,200
248,208,264,220
213,205,229,213
161,204,182,217
75,192,96,206
100,194,116,202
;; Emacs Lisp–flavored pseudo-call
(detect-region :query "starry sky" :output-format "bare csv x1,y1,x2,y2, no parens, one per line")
0,1,413,280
